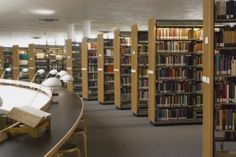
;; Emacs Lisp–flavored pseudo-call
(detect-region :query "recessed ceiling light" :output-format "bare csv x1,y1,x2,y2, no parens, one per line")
30,9,55,15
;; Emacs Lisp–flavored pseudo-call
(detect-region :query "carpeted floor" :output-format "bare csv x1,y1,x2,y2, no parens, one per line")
85,101,202,157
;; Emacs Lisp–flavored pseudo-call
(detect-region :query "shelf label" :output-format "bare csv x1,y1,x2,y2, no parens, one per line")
202,76,210,84
204,37,208,44
97,68,103,71
131,69,136,73
114,69,119,72
148,70,154,75
81,68,87,71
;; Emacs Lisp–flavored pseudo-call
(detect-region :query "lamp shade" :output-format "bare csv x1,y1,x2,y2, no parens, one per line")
61,74,74,83
22,68,29,73
41,77,62,88
49,69,58,75
37,69,45,75
5,67,11,72
57,70,68,78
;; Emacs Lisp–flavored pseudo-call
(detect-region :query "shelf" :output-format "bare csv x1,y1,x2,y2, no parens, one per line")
122,84,131,87
156,92,195,96
215,19,236,23
215,130,236,133
139,87,148,90
105,63,113,66
157,64,196,68
104,72,114,75
88,63,97,66
156,105,194,109
88,79,98,81
153,119,202,126
156,38,198,41
157,78,192,81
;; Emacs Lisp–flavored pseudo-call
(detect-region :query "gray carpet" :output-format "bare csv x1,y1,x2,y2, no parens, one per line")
85,101,202,157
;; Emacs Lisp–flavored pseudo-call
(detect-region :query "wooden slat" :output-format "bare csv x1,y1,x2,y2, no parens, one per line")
202,0,214,157
148,17,156,123
28,44,35,81
65,39,73,92
114,30,121,107
82,37,89,99
0,47,3,77
97,34,105,103
12,45,19,80
131,23,138,114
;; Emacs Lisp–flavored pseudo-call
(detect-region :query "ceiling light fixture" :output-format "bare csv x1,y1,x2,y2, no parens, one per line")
30,9,55,15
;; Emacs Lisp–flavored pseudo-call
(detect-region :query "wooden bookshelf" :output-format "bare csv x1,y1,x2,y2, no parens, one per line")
131,23,149,116
28,44,36,81
12,45,20,80
81,37,98,100
203,1,236,156
66,39,82,94
148,18,203,126
12,45,29,81
66,39,73,92
33,44,65,83
2,47,13,79
114,30,132,109
0,47,3,77
97,34,114,104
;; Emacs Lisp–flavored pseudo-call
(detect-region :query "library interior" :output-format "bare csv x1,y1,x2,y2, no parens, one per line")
0,0,236,157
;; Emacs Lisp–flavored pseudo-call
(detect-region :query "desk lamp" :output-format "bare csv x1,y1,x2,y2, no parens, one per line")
1,67,12,79
31,69,45,82
17,68,29,80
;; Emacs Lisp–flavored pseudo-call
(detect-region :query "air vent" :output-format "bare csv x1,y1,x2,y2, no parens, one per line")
38,18,60,23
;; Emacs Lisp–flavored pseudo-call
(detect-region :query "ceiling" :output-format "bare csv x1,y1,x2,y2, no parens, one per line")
0,0,203,46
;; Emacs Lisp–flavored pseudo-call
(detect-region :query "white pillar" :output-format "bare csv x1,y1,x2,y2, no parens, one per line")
83,20,91,38
67,24,75,40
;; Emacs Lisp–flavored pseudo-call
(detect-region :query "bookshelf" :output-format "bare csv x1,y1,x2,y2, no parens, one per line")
28,44,36,81
12,45,20,80
82,37,98,100
97,34,114,104
2,47,13,79
114,30,132,109
203,1,236,157
131,23,149,116
66,39,82,94
148,18,203,126
0,47,3,77
34,45,65,83
14,46,30,81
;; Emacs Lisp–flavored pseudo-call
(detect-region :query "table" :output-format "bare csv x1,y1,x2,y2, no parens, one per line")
0,80,84,157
